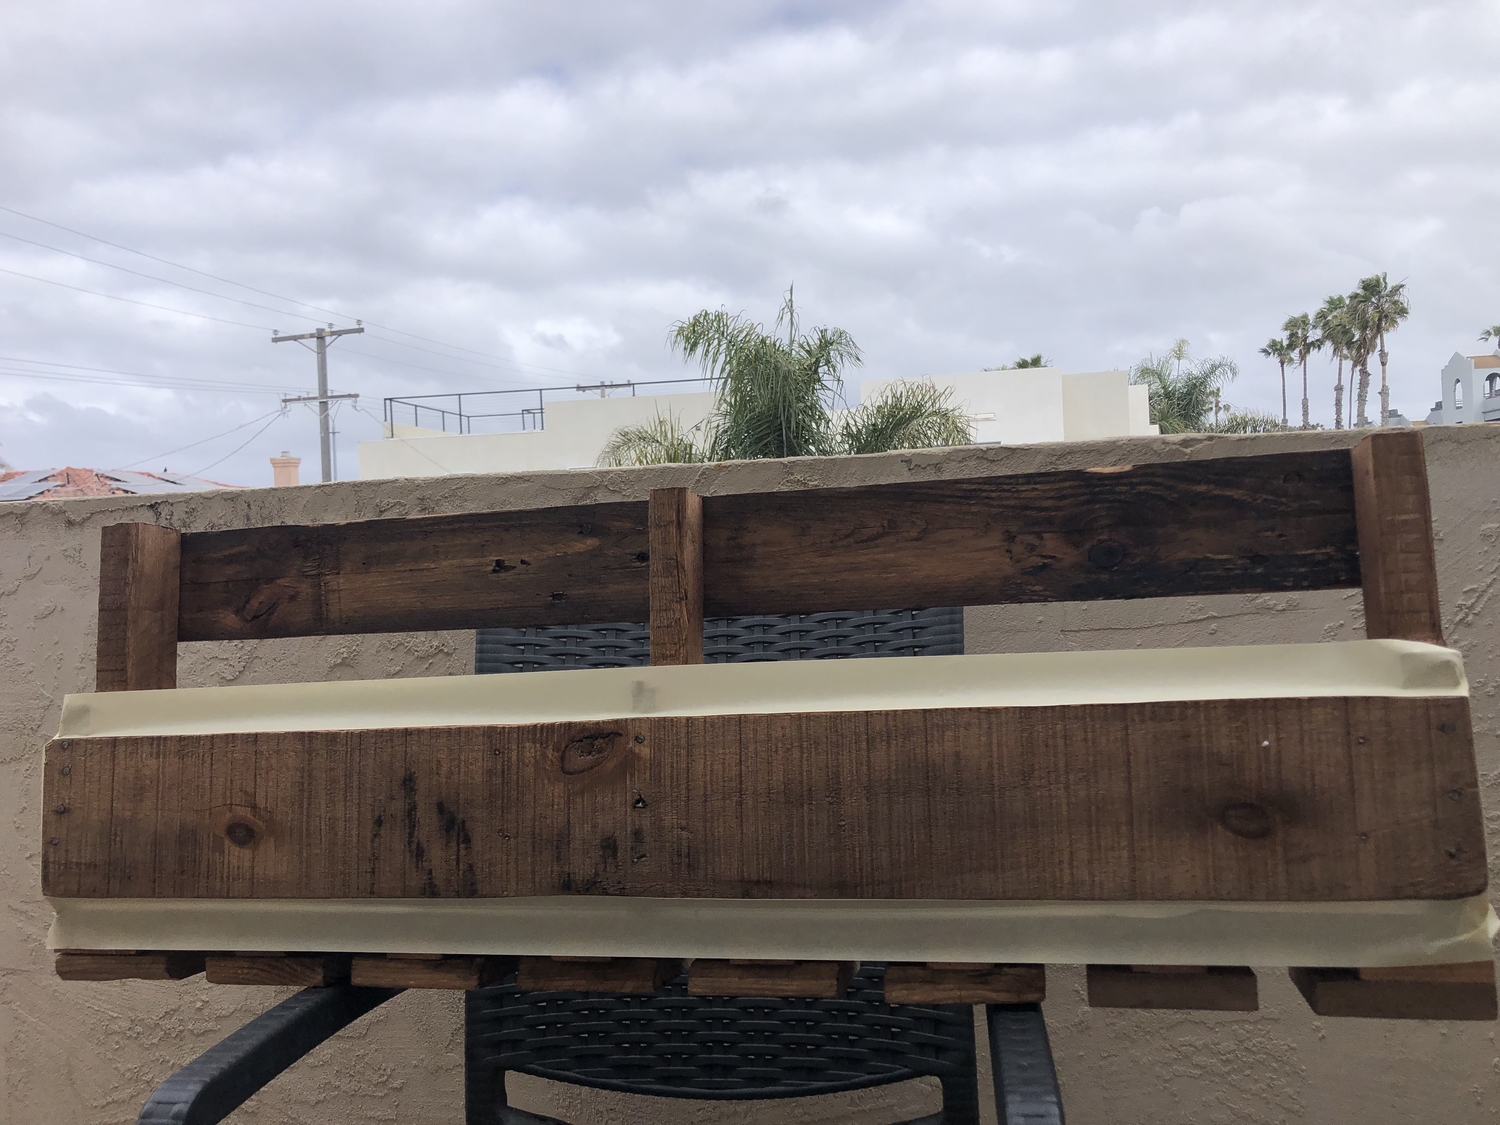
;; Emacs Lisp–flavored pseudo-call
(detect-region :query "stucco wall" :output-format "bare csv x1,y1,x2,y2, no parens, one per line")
2,426,1497,1124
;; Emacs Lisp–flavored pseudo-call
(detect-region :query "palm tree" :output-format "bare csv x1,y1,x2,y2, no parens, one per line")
982,354,1049,371
1131,339,1274,433
1314,295,1353,430
599,289,974,466
1480,325,1500,349
1283,312,1315,429
1353,273,1409,425
1344,290,1375,427
1259,336,1292,426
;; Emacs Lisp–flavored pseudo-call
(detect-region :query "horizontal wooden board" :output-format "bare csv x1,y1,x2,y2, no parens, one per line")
177,502,651,640
350,955,510,990
42,695,1483,904
55,951,204,981
689,960,855,998
1290,963,1497,1020
204,953,350,986
703,450,1359,614
1087,965,1258,1011
174,450,1359,641
517,957,682,994
884,963,1045,1005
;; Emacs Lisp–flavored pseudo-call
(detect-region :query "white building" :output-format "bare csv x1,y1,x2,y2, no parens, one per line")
1425,352,1500,425
358,367,1157,480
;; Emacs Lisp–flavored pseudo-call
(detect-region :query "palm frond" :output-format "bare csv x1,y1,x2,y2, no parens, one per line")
837,380,975,455
597,412,710,467
1132,341,1239,433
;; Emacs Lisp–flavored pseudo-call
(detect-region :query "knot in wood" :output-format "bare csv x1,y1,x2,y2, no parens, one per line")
1219,802,1274,840
561,730,623,775
224,819,259,848
1086,540,1125,571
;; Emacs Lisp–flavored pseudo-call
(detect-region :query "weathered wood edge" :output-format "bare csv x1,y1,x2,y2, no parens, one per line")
97,523,180,692
648,487,703,666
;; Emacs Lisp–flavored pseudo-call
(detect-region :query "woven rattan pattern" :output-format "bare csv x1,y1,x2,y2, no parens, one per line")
474,607,963,672
466,965,978,1112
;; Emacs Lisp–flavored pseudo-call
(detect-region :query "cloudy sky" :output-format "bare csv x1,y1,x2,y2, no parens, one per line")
2,0,1497,486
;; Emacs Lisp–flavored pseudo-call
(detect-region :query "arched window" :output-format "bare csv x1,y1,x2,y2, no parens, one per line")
1455,379,1465,409
1486,373,1499,399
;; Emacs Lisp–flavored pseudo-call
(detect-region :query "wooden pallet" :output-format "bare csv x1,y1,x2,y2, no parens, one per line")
49,433,1493,1019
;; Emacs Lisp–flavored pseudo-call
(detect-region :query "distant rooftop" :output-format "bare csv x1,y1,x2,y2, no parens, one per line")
0,466,242,503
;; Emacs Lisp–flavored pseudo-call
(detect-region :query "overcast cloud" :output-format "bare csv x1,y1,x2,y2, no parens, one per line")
1,0,1496,485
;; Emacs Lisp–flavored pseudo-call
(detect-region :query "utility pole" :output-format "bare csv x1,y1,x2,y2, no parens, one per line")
272,323,364,482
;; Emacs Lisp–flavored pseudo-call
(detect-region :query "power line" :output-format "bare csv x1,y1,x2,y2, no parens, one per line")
0,203,598,381
0,229,329,326
189,410,288,476
111,408,286,470
0,264,274,330
0,354,303,393
0,367,299,394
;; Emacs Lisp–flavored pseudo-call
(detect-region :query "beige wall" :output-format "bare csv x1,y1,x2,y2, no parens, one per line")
2,425,1497,1124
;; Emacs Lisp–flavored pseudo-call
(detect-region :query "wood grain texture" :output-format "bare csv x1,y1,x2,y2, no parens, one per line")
1087,965,1258,1011
42,696,1486,903
173,450,1359,641
517,957,684,993
689,960,855,998
205,953,351,986
648,488,703,665
96,523,180,691
700,450,1360,616
177,502,651,640
1290,963,1496,1020
55,951,204,981
883,964,1045,1005
350,955,511,990
1351,432,1444,644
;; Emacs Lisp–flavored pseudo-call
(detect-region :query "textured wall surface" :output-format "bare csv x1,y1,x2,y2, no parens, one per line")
2,426,1497,1124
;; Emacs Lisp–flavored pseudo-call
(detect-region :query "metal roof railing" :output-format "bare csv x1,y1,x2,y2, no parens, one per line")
382,377,713,436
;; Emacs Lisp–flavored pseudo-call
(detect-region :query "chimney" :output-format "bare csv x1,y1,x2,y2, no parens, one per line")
270,451,301,487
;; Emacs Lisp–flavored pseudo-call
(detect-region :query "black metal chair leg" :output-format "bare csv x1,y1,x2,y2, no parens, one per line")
137,985,402,1125
986,1003,1064,1125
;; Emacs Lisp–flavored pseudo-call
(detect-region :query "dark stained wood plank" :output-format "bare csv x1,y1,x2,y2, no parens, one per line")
173,451,1360,642
1290,963,1496,1020
1351,432,1444,644
517,957,684,994
177,502,651,640
349,955,511,990
648,487,703,665
701,450,1361,616
1086,965,1258,1011
42,696,1486,904
96,523,180,691
689,960,855,999
205,954,351,986
884,963,1045,1005
56,951,204,981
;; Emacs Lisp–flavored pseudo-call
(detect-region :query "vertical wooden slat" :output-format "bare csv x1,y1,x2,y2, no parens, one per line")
1350,432,1444,644
648,487,703,666
96,523,181,691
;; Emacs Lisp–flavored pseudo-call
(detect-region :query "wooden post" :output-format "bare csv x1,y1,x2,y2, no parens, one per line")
1351,431,1444,644
1320,433,1492,1020
96,523,181,692
648,487,703,666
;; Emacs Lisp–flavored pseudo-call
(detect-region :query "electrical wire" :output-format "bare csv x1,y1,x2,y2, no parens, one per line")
111,408,286,471
188,410,288,476
0,355,304,394
0,230,329,327
0,264,274,330
0,202,596,380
